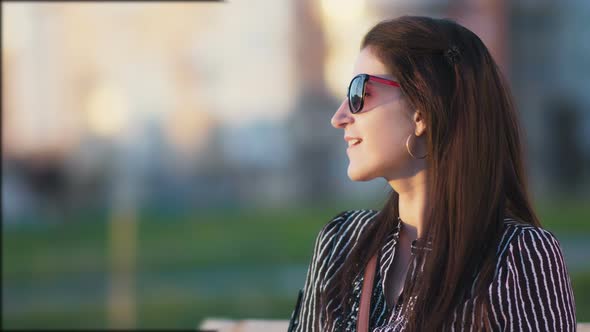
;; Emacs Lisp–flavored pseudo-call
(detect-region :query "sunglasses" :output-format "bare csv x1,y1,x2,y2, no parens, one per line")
347,74,401,114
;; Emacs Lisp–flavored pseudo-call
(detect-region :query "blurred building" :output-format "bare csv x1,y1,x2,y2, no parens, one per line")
509,0,590,197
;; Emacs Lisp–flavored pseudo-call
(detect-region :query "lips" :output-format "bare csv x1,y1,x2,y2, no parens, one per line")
344,136,363,149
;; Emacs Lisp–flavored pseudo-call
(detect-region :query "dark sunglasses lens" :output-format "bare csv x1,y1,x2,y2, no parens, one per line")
349,75,365,113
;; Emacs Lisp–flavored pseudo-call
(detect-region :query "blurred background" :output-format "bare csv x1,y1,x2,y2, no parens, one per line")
2,0,589,329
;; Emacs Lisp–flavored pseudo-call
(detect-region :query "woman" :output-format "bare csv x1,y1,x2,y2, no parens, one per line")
287,16,576,332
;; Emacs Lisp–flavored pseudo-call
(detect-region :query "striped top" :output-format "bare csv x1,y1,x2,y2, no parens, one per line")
287,209,577,331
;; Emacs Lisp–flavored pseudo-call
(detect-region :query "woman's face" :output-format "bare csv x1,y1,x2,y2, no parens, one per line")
331,47,422,182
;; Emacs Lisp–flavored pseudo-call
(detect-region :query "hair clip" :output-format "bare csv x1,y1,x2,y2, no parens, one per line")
444,45,462,65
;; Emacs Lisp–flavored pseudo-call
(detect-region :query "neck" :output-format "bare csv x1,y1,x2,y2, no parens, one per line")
387,167,429,238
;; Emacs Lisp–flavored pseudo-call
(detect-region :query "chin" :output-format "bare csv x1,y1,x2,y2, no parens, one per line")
347,165,377,182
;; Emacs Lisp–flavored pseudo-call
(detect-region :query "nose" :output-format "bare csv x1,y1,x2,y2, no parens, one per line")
331,99,354,129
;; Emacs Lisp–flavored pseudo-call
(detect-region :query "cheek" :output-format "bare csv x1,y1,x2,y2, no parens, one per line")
367,130,406,163
362,114,411,168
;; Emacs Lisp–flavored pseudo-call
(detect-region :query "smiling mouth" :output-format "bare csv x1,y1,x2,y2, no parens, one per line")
347,138,362,148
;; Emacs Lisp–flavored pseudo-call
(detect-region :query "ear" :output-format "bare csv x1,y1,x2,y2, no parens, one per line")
413,110,427,137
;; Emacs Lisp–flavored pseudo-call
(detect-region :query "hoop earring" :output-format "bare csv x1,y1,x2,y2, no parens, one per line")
406,134,427,159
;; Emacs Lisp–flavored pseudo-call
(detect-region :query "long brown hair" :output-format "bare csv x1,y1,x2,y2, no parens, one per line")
321,16,541,331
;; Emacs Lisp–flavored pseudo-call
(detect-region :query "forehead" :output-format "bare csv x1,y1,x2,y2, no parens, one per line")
351,47,395,80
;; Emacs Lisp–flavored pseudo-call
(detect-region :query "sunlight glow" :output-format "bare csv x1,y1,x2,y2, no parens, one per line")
320,0,366,23
85,83,129,138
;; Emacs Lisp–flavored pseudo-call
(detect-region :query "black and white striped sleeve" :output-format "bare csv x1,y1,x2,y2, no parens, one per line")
489,227,577,331
288,210,350,332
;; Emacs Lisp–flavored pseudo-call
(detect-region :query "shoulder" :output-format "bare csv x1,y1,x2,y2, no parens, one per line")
494,217,569,280
292,209,380,332
314,209,380,253
489,218,577,330
319,209,380,237
497,217,563,261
